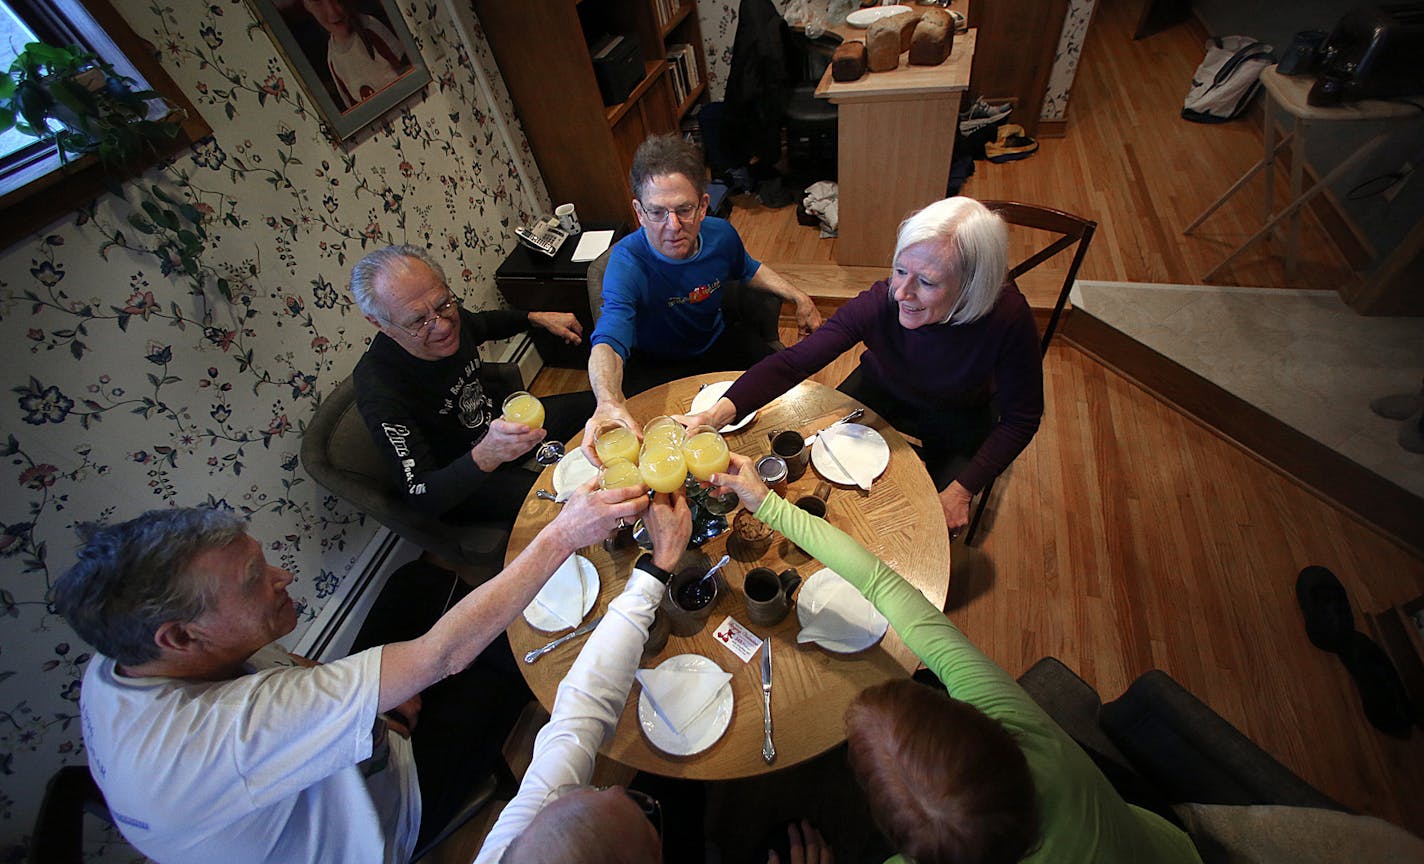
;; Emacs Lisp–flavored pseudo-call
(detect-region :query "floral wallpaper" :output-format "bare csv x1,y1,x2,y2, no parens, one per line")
0,0,547,858
1043,0,1098,123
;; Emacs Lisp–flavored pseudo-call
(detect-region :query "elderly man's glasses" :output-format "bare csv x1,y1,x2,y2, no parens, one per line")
391,292,460,339
637,200,701,223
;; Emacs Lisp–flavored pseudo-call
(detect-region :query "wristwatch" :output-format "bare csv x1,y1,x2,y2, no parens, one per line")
633,553,674,585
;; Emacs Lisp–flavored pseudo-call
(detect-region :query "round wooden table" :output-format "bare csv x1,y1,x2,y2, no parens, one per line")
505,372,951,780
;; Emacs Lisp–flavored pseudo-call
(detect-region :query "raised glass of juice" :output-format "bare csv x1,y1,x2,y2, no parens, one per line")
682,425,730,482
638,441,688,494
593,419,640,466
501,390,545,429
600,457,644,490
642,415,685,449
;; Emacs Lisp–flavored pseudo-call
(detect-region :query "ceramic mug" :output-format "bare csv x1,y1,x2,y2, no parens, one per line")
791,494,828,556
743,567,802,627
770,429,810,481
662,565,723,637
554,202,581,235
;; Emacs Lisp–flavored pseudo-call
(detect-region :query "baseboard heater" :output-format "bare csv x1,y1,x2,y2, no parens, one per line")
294,527,418,661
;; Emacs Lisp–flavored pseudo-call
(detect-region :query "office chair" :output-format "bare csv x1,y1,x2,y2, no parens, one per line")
301,367,523,573
963,200,1097,546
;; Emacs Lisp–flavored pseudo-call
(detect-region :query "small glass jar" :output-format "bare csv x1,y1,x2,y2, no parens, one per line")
756,454,789,497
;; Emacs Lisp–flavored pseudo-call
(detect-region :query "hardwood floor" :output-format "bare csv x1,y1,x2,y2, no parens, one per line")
729,0,1363,306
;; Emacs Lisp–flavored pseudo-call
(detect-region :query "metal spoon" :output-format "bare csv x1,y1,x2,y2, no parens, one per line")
535,489,558,502
698,554,731,591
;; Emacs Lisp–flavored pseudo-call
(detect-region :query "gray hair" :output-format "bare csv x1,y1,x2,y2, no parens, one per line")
893,197,1008,325
52,508,248,666
349,244,448,320
629,134,707,201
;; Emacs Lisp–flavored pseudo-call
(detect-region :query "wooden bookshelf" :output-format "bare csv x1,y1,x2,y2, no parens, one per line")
475,0,709,223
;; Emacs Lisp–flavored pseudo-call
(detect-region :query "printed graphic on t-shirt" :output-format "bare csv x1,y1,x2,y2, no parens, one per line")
666,279,721,307
456,380,491,430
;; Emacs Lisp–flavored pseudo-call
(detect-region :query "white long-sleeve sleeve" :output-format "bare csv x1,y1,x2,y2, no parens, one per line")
473,568,664,863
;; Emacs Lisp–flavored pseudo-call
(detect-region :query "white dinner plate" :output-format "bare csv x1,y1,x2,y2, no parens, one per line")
796,568,889,653
637,654,735,756
522,554,599,632
811,423,890,486
845,4,912,28
551,447,598,500
688,379,757,434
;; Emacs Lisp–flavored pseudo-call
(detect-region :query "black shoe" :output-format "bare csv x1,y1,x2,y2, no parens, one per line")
1339,631,1413,737
1295,565,1354,654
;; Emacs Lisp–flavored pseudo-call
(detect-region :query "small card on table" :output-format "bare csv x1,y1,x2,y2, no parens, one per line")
712,616,763,663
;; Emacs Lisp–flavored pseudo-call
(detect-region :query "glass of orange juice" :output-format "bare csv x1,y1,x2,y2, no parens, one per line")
593,419,640,466
682,425,730,481
600,457,644,490
501,390,545,430
643,415,685,449
638,441,688,494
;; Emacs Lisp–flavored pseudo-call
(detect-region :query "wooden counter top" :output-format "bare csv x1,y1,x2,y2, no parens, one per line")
815,28,975,101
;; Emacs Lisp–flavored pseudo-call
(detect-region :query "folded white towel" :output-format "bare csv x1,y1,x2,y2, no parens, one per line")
635,667,732,735
529,555,587,629
824,427,876,491
554,449,599,501
797,570,888,648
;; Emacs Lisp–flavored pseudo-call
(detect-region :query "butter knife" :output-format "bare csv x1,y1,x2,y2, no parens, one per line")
523,614,604,663
761,637,776,764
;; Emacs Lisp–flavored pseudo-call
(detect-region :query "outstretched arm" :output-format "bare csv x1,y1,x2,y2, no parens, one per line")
747,263,821,335
582,343,641,465
375,481,650,711
474,492,690,864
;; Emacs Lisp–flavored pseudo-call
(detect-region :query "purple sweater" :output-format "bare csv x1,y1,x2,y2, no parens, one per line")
723,281,1043,493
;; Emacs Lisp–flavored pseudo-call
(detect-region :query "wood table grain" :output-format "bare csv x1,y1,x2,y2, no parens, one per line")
504,372,951,781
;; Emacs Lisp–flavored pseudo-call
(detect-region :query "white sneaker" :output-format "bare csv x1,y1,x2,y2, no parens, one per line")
959,98,1012,133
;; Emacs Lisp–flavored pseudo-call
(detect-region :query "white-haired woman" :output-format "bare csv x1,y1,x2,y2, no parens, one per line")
679,197,1043,533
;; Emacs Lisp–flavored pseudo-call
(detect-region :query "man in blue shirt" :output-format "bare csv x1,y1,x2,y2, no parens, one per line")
584,134,820,456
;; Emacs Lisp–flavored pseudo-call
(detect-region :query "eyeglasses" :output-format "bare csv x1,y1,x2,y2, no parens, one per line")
636,199,702,223
390,292,460,339
548,784,662,842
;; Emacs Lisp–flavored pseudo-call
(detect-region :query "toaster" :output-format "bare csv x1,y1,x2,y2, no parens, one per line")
1309,2,1424,105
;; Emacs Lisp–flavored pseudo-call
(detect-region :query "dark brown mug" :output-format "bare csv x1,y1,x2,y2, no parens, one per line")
770,429,810,481
662,565,724,637
743,567,802,626
791,495,828,556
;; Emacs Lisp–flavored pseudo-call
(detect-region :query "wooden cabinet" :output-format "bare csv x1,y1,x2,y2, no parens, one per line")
475,0,708,225
967,0,1070,138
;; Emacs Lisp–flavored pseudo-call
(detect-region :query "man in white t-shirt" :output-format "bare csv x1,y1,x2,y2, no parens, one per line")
53,481,648,863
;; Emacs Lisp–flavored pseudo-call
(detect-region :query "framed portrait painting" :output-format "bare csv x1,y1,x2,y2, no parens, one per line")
246,0,431,141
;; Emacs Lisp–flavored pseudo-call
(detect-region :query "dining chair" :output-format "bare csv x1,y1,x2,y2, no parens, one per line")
300,369,520,573
962,200,1097,546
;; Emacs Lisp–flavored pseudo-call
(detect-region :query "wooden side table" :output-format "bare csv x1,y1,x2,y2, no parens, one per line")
495,222,623,368
1186,65,1419,281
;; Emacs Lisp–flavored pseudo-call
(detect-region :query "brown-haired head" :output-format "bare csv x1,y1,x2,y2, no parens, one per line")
845,679,1040,864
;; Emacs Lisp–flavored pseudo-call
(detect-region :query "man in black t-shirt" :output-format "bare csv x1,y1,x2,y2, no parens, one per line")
351,244,595,526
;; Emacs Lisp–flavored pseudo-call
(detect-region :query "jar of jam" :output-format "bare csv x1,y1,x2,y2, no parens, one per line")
756,454,789,497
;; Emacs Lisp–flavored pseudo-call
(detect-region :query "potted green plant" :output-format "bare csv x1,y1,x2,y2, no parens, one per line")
0,41,180,171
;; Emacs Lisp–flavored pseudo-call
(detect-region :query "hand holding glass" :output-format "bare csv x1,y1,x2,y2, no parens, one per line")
502,391,545,430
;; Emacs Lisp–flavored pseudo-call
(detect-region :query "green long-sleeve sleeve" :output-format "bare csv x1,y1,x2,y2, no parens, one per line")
754,493,1203,864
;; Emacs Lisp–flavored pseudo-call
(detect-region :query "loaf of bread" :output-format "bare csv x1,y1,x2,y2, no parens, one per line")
909,8,954,66
832,41,868,82
866,11,919,72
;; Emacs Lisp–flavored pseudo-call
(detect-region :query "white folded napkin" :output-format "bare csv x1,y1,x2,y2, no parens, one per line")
554,449,598,501
635,667,732,735
824,427,875,491
531,555,586,629
797,571,888,647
